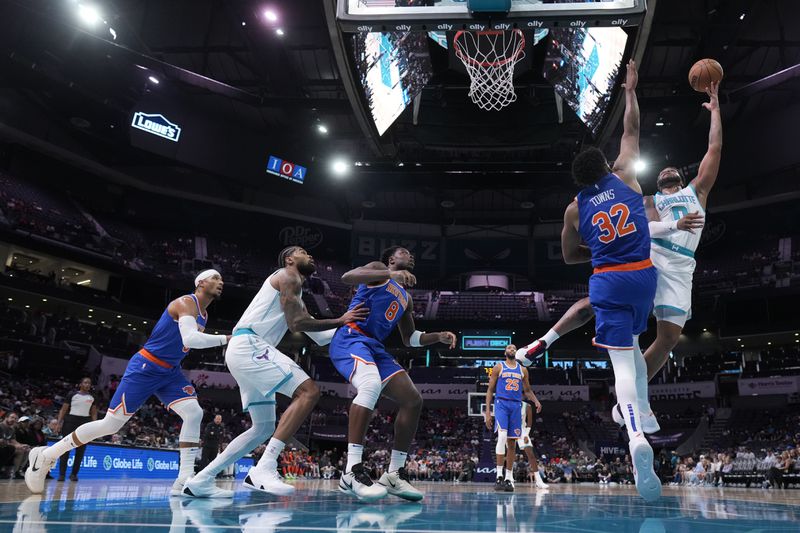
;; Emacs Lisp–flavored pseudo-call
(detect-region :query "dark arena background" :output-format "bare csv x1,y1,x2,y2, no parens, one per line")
0,0,799,531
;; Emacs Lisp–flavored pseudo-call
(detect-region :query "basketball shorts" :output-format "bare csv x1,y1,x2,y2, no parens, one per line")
225,334,310,413
651,249,694,327
109,352,197,415
329,327,405,384
589,266,657,352
494,398,522,438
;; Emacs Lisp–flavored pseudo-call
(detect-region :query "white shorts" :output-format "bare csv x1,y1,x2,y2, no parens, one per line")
651,251,694,328
225,334,310,412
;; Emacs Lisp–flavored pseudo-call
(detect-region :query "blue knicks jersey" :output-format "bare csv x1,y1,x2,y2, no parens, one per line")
496,361,523,402
141,294,208,367
347,279,408,342
577,173,651,268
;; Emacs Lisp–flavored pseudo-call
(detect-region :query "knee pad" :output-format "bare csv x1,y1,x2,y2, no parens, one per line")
351,362,382,410
171,399,204,443
495,430,508,455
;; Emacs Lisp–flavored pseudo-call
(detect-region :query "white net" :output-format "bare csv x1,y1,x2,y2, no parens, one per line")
454,29,526,111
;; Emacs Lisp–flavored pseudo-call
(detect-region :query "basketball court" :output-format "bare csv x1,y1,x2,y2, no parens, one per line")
2,480,798,532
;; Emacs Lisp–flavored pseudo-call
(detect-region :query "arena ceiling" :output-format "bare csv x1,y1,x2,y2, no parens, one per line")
0,0,798,226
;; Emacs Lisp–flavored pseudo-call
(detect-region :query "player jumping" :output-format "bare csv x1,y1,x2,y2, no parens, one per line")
26,270,229,495
331,246,457,502
551,60,661,501
183,246,368,498
484,344,542,492
517,81,721,436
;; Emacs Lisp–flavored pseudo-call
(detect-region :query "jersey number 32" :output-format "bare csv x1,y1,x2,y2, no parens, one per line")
591,203,637,244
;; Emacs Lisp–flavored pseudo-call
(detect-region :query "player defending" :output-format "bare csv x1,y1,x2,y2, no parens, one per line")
183,246,368,498
331,246,456,502
555,60,661,501
25,270,229,495
484,344,541,492
517,82,721,435
519,401,548,489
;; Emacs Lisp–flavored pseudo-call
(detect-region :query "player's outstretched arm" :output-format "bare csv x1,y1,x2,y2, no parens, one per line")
611,59,642,195
692,81,722,208
485,364,501,430
341,261,417,287
561,202,592,265
168,297,229,348
522,368,542,412
397,295,456,348
278,272,369,332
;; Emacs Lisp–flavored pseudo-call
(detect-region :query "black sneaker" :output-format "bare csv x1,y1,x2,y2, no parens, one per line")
504,479,515,492
494,478,505,491
69,474,78,482
57,475,65,482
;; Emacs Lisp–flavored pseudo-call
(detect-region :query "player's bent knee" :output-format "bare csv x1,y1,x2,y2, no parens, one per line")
172,399,203,442
297,379,321,404
495,430,508,455
351,363,382,410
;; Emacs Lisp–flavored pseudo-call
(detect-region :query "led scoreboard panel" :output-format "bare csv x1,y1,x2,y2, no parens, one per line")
462,335,512,351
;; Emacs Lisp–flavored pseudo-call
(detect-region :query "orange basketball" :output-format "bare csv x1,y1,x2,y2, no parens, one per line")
688,59,724,92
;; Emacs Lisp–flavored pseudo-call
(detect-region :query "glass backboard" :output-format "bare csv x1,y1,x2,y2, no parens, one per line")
337,0,646,32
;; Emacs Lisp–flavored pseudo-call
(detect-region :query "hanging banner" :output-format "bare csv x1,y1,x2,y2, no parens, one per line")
738,376,800,396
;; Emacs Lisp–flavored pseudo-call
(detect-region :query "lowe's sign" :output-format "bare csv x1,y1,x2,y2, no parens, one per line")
267,155,307,184
131,112,182,142
49,441,253,479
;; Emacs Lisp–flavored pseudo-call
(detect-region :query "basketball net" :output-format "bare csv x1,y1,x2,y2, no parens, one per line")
454,29,525,111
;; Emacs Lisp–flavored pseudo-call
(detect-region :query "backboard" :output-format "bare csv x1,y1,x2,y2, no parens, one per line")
468,392,494,418
337,0,647,32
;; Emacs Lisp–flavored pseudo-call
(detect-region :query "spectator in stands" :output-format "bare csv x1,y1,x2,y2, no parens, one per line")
42,418,60,438
0,412,29,479
200,414,224,470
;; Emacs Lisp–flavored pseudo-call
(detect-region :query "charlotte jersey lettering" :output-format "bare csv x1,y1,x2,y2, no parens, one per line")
577,173,651,268
651,184,704,270
347,280,408,341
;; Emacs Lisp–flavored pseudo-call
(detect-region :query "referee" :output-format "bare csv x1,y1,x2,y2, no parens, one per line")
57,377,97,481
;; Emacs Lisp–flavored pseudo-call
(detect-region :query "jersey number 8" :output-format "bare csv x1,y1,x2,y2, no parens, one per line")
385,301,400,321
591,203,637,244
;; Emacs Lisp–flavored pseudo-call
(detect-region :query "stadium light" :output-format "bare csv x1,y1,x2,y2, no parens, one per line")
634,160,646,172
331,159,350,176
739,13,746,20
276,28,285,37
317,124,328,134
264,10,278,22
77,4,102,26
148,76,160,85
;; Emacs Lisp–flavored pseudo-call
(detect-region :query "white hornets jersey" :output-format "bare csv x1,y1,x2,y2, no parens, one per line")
233,271,295,346
651,184,703,272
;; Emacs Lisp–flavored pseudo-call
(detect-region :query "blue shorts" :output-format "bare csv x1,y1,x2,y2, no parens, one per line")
108,353,197,415
329,327,405,383
589,266,657,352
494,398,522,438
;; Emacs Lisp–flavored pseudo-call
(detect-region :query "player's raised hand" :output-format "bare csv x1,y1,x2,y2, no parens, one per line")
340,303,369,324
621,59,638,91
702,81,720,111
437,331,457,349
676,212,705,233
390,270,417,288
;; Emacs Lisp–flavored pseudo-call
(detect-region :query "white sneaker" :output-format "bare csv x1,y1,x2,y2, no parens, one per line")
243,468,295,496
182,475,234,498
24,446,55,494
630,436,662,502
515,339,547,367
339,464,387,502
378,468,424,501
534,472,549,489
171,476,189,497
612,404,661,434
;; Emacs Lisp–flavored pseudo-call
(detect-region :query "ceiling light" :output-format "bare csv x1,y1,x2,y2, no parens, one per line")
331,159,350,176
42,298,47,302
276,28,285,37
109,27,117,40
739,13,746,20
241,21,246,26
77,4,101,26
116,315,122,319
655,122,664,127
6,298,11,301
633,160,646,172
148,76,160,84
77,279,91,285
317,124,328,134
264,10,278,22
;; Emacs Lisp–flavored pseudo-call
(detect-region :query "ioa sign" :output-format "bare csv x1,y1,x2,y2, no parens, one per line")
267,155,306,184
131,112,182,142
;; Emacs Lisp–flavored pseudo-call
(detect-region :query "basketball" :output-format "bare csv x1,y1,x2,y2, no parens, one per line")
689,58,724,92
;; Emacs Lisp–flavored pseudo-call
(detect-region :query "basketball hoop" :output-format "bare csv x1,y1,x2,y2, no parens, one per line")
454,29,525,111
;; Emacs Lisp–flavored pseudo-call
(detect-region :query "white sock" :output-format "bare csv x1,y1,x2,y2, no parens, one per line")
505,468,514,482
388,449,407,473
535,471,544,482
633,336,652,415
43,434,79,461
496,464,504,480
260,438,285,466
608,349,643,441
541,329,560,347
178,447,199,481
346,443,363,473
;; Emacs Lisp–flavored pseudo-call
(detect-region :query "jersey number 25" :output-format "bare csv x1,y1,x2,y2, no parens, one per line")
591,203,637,244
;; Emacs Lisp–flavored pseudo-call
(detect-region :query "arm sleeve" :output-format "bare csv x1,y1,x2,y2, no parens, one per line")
304,329,337,346
178,316,228,349
648,220,679,238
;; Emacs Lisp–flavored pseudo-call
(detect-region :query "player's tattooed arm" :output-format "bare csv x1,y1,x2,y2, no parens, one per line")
692,81,722,208
612,59,643,195
485,364,501,430
522,368,542,412
398,295,457,348
561,201,592,264
279,273,368,332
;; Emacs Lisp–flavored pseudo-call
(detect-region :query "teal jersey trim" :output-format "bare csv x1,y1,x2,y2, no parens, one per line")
651,238,695,258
